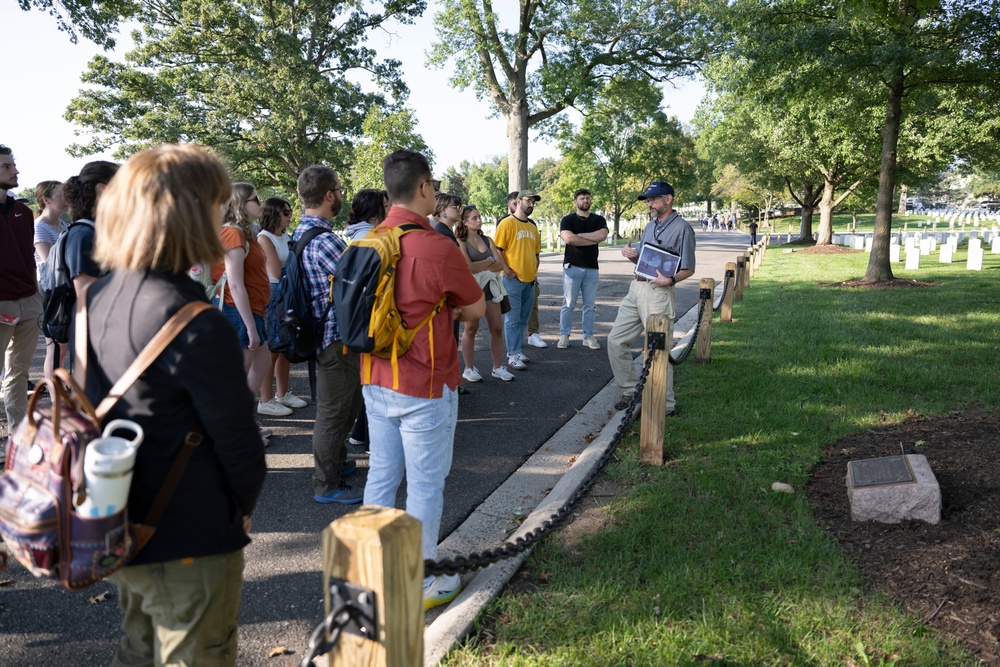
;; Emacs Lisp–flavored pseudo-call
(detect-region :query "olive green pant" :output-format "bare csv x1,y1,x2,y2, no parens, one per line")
109,550,245,667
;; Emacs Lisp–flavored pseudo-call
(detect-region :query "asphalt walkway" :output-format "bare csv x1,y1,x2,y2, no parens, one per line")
0,228,755,666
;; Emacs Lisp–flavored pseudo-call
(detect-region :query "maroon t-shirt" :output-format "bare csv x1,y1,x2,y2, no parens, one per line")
362,207,482,398
0,197,38,300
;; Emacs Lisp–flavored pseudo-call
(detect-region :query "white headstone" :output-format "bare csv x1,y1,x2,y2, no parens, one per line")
929,237,937,252
904,236,915,250
854,235,864,250
905,249,920,270
864,236,873,253
919,238,931,255
967,247,984,271
992,236,1000,254
939,244,953,263
890,244,901,262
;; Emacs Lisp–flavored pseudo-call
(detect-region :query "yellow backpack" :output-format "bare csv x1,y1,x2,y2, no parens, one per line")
333,223,448,395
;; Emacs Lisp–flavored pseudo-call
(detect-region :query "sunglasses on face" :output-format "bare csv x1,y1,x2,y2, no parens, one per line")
249,195,260,203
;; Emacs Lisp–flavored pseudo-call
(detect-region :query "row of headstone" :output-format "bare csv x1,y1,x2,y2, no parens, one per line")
839,231,995,271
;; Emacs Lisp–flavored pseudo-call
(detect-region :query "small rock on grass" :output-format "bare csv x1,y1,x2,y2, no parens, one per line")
771,482,794,494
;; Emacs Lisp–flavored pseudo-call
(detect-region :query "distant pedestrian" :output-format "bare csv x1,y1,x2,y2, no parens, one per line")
749,219,759,245
558,188,608,350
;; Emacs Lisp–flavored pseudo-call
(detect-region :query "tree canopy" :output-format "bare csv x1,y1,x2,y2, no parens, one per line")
65,0,424,191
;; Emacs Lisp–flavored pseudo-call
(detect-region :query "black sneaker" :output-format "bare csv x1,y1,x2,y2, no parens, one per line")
339,459,357,477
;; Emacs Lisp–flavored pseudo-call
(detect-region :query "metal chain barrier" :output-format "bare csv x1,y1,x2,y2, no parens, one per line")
713,269,734,311
301,282,719,661
425,349,657,577
300,601,353,667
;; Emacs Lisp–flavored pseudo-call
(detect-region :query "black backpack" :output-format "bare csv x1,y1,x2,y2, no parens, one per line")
265,226,332,362
40,221,94,344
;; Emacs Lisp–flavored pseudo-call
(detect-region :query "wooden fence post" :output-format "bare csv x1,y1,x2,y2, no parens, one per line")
640,314,671,465
695,278,714,365
742,251,751,290
721,262,736,322
322,506,424,667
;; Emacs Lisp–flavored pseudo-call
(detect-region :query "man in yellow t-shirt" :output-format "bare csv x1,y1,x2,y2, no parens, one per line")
493,190,542,370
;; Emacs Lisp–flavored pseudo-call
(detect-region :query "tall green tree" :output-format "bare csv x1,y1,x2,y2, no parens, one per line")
724,0,1000,281
428,0,711,191
65,0,423,191
18,0,135,47
350,105,433,190
464,157,509,221
557,78,696,237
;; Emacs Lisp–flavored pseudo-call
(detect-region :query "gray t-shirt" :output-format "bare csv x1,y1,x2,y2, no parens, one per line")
638,211,696,273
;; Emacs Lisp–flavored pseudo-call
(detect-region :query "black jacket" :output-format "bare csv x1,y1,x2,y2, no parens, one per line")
80,270,267,565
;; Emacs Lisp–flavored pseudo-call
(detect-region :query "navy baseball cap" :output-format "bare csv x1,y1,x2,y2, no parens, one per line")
637,181,674,200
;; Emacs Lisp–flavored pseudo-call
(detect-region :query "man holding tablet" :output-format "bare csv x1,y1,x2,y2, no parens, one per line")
607,181,696,413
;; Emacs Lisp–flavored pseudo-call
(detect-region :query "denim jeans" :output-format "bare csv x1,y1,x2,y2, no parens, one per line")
362,384,458,560
559,265,599,338
502,277,535,357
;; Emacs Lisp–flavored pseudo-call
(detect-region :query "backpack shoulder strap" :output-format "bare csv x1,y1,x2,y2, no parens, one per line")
293,225,331,256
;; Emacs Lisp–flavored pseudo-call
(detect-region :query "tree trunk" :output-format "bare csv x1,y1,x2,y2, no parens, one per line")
897,183,908,215
864,70,904,283
796,181,818,240
506,100,529,192
816,179,836,245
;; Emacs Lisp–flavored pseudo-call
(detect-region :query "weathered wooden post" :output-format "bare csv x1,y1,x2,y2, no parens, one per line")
721,262,736,323
734,257,746,302
640,314,671,465
694,278,714,365
746,247,756,280
322,507,424,667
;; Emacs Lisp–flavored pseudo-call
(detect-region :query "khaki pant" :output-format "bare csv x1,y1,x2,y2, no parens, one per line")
0,293,42,427
606,280,675,410
110,550,245,667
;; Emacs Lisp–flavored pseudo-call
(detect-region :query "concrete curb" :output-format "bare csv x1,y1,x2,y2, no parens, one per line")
423,297,705,665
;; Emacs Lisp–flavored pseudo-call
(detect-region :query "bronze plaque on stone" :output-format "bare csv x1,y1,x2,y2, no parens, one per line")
849,455,916,487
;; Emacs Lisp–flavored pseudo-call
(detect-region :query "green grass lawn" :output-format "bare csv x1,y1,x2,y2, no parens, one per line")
444,244,1000,666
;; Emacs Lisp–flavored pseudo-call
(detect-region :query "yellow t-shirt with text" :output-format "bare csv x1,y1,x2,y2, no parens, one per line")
493,215,541,283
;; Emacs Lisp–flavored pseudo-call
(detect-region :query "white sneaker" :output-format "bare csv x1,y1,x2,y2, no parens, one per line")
276,392,308,408
508,355,527,370
557,335,569,349
582,336,602,350
515,352,530,364
527,333,547,348
257,399,293,416
462,366,483,383
424,573,462,611
491,366,514,381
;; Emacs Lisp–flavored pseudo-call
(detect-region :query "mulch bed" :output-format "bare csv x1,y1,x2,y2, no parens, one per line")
820,278,943,289
807,412,1000,664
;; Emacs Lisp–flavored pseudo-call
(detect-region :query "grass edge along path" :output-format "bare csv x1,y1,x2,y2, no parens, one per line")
444,243,1000,666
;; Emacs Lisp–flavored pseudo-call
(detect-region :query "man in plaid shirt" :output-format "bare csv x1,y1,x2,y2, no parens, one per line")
294,165,364,504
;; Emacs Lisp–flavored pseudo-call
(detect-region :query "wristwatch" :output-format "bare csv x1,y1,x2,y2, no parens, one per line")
667,276,676,287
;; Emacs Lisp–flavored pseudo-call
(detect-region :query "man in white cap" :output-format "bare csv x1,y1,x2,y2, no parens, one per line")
607,181,696,413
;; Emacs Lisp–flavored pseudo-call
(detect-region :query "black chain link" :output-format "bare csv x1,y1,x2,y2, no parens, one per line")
668,289,708,366
713,269,734,311
425,350,657,577
300,601,351,667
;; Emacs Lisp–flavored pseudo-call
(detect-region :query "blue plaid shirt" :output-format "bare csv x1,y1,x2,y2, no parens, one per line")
292,214,348,350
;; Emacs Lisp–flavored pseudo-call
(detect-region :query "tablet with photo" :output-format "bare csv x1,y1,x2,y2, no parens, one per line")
635,243,681,281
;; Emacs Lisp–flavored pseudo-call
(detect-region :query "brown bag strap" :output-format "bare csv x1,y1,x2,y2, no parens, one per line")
139,424,204,534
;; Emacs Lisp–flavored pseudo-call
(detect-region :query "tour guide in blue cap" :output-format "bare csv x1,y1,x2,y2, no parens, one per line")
607,181,697,413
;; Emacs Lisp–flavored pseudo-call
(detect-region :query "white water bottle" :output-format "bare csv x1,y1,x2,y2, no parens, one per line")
77,420,144,518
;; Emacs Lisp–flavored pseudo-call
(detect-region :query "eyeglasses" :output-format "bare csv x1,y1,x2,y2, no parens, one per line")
447,204,461,210
249,195,260,203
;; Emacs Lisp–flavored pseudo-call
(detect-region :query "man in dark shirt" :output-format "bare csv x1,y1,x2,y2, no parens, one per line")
0,144,43,430
558,188,608,350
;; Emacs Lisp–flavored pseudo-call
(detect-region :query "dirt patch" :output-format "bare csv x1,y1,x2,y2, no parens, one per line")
820,278,943,289
796,244,864,255
807,412,1000,664
554,477,627,555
